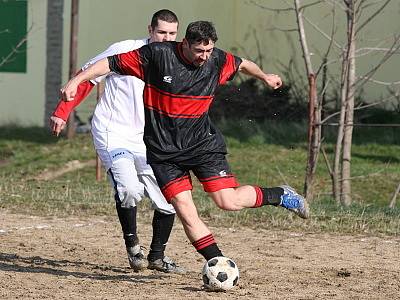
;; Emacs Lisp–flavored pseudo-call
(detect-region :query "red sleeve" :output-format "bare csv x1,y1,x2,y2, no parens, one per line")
52,80,95,121
218,53,242,85
111,49,144,80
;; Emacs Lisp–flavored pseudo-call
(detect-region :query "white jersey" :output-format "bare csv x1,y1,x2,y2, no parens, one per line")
83,39,149,155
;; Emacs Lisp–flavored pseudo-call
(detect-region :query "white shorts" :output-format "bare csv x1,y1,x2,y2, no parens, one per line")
97,148,175,214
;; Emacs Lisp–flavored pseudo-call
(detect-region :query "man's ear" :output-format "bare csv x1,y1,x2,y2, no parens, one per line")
182,38,188,48
148,25,152,36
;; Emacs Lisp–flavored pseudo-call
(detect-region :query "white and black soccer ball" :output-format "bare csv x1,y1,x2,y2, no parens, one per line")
202,256,239,291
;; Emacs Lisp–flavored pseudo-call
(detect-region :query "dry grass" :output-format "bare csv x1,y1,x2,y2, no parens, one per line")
0,125,399,235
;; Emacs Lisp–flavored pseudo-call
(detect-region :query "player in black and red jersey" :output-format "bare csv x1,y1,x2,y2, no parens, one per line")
61,21,309,262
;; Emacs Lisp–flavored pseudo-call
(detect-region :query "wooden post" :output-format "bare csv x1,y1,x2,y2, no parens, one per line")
66,0,79,139
389,182,400,209
304,73,318,200
307,73,316,147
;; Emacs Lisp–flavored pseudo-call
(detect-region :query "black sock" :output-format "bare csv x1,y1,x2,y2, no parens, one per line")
192,234,223,261
115,195,137,248
197,244,223,261
260,187,284,206
148,210,175,262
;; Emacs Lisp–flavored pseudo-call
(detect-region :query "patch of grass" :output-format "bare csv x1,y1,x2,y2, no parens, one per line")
0,125,399,235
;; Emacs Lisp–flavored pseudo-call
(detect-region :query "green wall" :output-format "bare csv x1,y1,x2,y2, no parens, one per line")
0,0,46,125
0,0,27,73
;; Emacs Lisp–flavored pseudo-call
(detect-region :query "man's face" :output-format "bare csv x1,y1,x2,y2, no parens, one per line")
149,20,178,43
182,39,215,67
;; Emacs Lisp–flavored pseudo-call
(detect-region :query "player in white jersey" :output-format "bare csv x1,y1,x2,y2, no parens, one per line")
50,9,184,273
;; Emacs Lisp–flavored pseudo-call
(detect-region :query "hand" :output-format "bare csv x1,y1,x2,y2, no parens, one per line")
264,74,282,89
50,115,66,137
60,79,79,101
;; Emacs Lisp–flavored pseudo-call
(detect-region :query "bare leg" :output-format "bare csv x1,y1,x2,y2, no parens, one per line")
170,190,223,260
210,184,309,219
170,190,211,242
209,185,257,211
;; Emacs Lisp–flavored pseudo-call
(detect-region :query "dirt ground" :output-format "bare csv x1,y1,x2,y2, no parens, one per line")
0,211,399,300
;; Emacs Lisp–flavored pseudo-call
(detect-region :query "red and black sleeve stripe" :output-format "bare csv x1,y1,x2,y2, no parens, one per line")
218,53,242,85
108,49,144,80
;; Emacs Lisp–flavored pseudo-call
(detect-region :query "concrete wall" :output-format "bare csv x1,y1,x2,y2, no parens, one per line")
61,0,241,123
1,0,399,126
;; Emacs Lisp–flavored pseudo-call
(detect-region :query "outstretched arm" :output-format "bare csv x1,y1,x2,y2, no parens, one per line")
60,58,110,101
50,80,95,136
52,41,133,135
238,59,282,89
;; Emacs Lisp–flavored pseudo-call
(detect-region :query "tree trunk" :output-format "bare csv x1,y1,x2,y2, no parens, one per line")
304,74,321,201
341,0,356,206
44,0,64,128
333,60,347,203
66,0,80,139
294,0,322,201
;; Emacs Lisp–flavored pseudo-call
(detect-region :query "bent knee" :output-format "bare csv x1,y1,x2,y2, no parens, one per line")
116,186,144,208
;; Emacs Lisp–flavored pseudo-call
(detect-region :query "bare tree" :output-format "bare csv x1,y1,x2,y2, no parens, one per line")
251,0,400,205
294,0,323,201
292,0,399,205
334,0,399,205
339,0,356,205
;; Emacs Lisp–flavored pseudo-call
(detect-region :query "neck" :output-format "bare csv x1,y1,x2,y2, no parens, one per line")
181,43,193,63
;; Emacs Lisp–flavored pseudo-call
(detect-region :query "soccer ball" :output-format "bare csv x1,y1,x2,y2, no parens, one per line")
202,256,239,291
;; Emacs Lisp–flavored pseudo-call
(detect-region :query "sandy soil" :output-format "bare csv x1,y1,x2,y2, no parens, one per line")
0,211,399,300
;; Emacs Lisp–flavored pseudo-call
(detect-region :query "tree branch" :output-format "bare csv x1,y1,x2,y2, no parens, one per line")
248,0,294,12
357,76,400,86
303,14,343,50
355,0,392,35
0,23,33,68
355,35,400,90
320,92,399,124
315,6,337,76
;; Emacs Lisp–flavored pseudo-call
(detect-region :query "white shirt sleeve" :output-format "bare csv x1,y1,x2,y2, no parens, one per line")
82,40,139,84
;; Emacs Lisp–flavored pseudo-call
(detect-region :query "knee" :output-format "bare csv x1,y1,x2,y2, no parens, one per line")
171,197,200,226
115,185,144,208
172,197,191,216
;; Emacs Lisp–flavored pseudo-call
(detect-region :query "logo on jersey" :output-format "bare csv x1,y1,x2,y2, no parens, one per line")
163,76,172,84
219,170,227,177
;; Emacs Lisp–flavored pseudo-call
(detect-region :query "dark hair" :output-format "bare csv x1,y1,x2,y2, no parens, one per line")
151,9,179,29
185,21,218,45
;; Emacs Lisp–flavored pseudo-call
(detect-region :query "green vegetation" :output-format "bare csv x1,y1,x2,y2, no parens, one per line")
0,124,399,235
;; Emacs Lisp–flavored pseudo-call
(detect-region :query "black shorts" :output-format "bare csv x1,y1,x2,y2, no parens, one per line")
150,153,239,202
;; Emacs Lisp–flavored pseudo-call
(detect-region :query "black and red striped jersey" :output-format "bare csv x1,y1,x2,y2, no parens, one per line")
108,41,242,163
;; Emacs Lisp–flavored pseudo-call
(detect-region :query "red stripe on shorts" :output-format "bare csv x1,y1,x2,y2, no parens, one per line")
161,175,192,202
200,176,239,193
